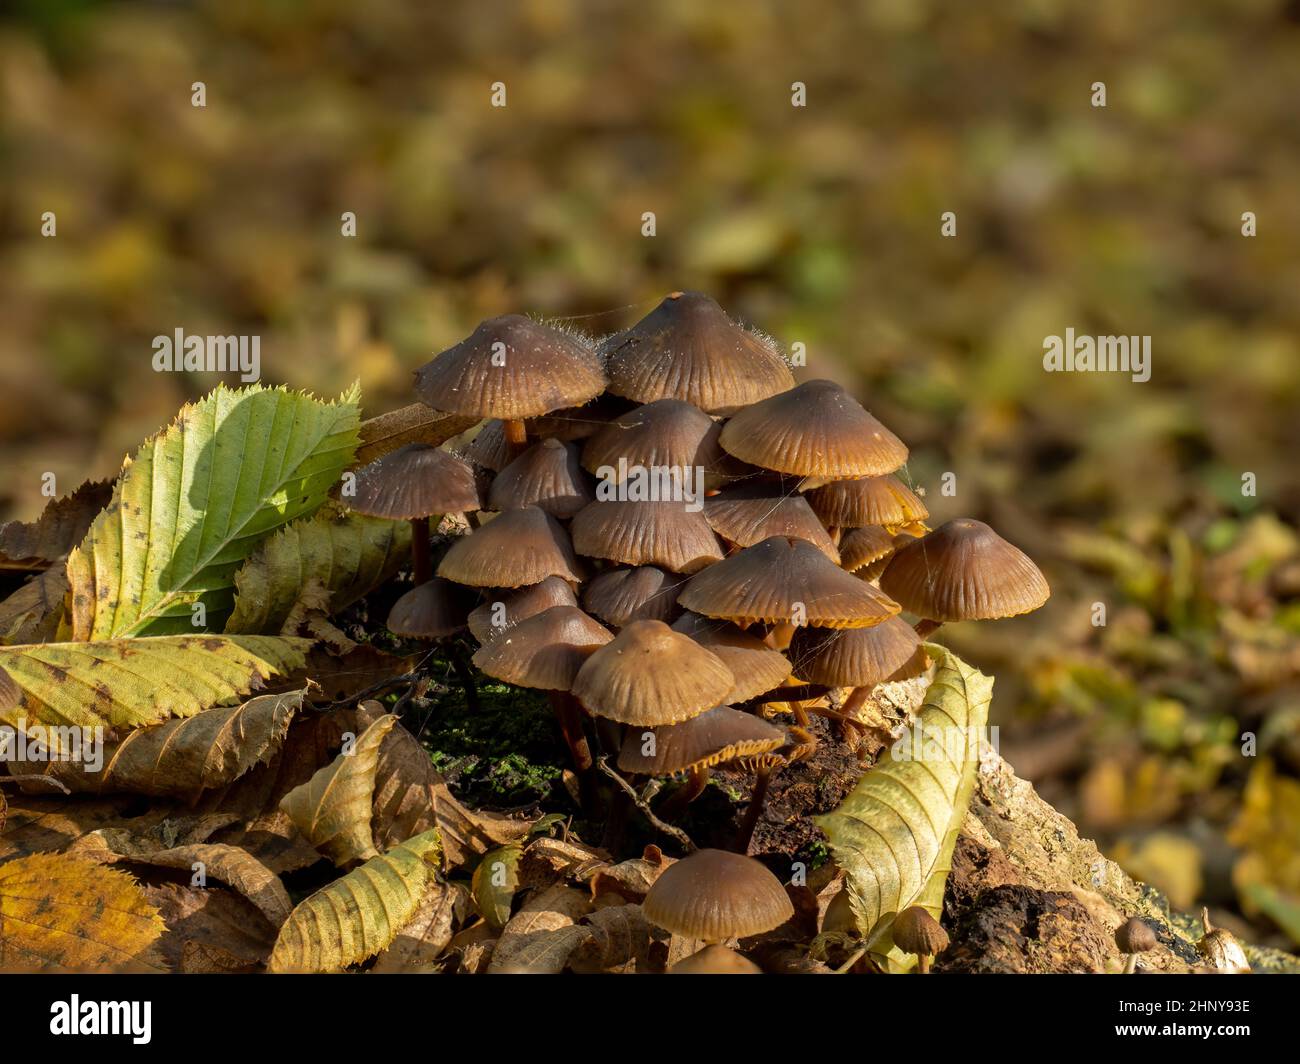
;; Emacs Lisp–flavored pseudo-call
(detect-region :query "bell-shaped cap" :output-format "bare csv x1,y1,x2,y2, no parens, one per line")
580,398,743,489
879,518,1050,622
719,379,907,479
892,906,949,958
787,616,927,687
618,706,785,776
467,576,579,644
642,848,794,942
348,444,481,520
462,420,512,472
704,482,840,562
581,566,687,627
838,525,898,573
807,474,929,529
471,605,611,691
438,506,584,588
527,393,630,442
386,578,471,640
571,619,733,726
670,611,791,703
414,314,606,420
600,292,794,414
571,499,724,574
678,536,901,629
487,439,594,518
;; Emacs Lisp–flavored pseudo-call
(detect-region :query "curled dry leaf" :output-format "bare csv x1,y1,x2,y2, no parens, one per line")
0,635,309,743
0,479,114,571
67,831,293,928
570,904,655,973
279,713,396,866
472,843,523,931
0,567,69,645
2,691,303,800
145,881,277,973
371,880,471,973
267,829,442,973
589,844,674,903
0,852,165,971
487,883,593,973
815,644,993,969
225,507,411,635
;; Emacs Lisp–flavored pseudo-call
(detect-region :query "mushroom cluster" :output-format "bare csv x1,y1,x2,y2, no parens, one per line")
346,290,1050,879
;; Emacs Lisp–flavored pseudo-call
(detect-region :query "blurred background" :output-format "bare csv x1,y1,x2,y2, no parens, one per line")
2,0,1299,948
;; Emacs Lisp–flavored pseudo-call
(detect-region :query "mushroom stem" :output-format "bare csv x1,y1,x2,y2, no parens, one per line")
547,691,594,774
410,517,432,584
913,618,943,638
503,418,529,459
465,510,481,529
660,765,710,820
736,764,777,853
1122,954,1138,975
448,644,479,713
770,622,796,650
916,954,932,974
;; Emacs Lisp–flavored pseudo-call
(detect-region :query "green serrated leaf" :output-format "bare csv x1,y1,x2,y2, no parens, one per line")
0,634,309,745
67,383,361,639
814,644,992,967
225,505,410,634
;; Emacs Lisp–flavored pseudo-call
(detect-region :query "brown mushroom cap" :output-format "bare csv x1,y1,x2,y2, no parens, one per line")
581,566,688,627
571,619,734,726
527,393,631,442
807,475,929,529
878,518,1050,622
1115,916,1158,954
678,536,902,629
580,398,743,489
414,314,606,420
348,443,481,520
669,943,762,974
571,499,724,574
787,617,927,687
670,611,791,703
438,506,584,588
487,439,594,518
719,379,908,479
461,419,511,472
838,526,898,573
703,482,841,562
386,578,471,640
892,906,949,957
642,848,795,942
471,605,611,691
600,292,794,415
617,705,785,776
467,576,579,644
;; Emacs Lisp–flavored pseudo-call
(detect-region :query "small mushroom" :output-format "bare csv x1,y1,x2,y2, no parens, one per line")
438,506,584,588
467,575,579,644
1196,908,1251,972
1114,916,1158,974
471,605,612,793
617,705,785,820
892,906,949,973
642,847,794,962
580,397,745,490
582,566,689,628
806,474,929,534
487,438,594,518
702,482,841,561
600,291,794,415
572,619,733,727
718,379,908,480
414,314,607,459
570,498,724,574
879,517,1050,638
670,611,791,703
347,443,482,584
387,576,478,710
